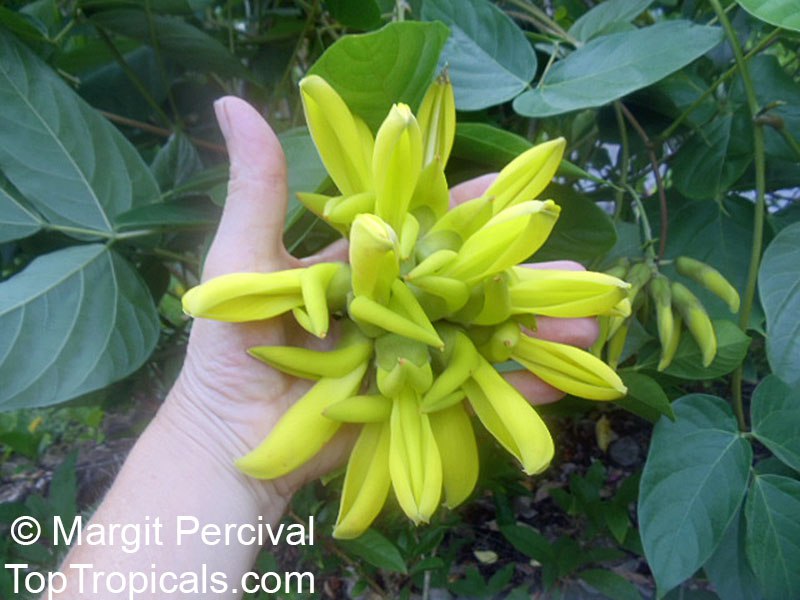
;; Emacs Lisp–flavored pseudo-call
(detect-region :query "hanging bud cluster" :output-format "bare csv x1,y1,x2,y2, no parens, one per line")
592,256,741,371
182,73,632,539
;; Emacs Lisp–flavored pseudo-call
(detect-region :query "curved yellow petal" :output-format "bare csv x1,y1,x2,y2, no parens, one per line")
235,362,367,479
300,75,372,195
373,103,423,233
333,421,391,539
464,359,553,475
182,271,304,322
485,137,566,213
512,335,627,400
429,402,478,508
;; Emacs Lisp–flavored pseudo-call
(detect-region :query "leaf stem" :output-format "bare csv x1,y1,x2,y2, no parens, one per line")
620,104,669,261
98,110,227,153
659,28,780,140
42,223,158,241
625,185,658,264
708,0,767,432
613,102,630,220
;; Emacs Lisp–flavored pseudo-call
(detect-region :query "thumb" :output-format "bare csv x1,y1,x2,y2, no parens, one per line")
202,96,291,281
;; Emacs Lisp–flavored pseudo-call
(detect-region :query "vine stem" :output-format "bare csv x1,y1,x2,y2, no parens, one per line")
98,110,227,153
43,223,158,241
626,185,658,264
659,29,780,140
620,104,669,261
708,0,767,432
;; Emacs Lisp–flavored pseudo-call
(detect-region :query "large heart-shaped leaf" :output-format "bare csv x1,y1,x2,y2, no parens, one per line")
745,475,800,600
639,394,752,596
759,222,800,386
309,21,449,131
704,507,763,600
732,55,800,164
0,29,159,234
751,376,800,474
514,20,723,117
422,0,536,110
0,244,159,409
0,185,41,243
736,0,800,31
672,111,753,200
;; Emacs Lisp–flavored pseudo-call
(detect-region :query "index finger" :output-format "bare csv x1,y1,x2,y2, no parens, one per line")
449,173,497,207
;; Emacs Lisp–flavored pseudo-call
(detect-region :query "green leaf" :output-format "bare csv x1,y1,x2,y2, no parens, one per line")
672,111,753,200
421,0,536,110
770,201,800,234
309,21,449,131
150,133,204,192
639,320,750,380
48,451,78,524
638,394,752,596
704,507,763,600
0,245,159,409
533,184,616,264
751,375,800,473
453,123,533,168
279,128,328,227
0,30,160,234
0,7,49,44
0,185,41,243
745,474,800,600
326,0,382,29
759,222,800,386
656,71,718,129
501,523,555,562
615,370,675,422
453,123,610,187
79,47,169,123
90,9,248,77
568,0,653,42
336,528,407,574
114,197,220,231
732,55,800,166
736,0,800,31
579,569,642,600
514,21,723,117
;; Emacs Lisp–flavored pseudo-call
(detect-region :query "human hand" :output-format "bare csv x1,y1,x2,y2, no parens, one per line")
166,97,597,511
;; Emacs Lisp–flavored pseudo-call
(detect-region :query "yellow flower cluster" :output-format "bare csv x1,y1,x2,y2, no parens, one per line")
182,74,630,538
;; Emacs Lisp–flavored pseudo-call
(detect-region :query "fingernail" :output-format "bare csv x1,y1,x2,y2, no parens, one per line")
214,97,232,140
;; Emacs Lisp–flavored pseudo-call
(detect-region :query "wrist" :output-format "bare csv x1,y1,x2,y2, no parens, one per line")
158,377,293,519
